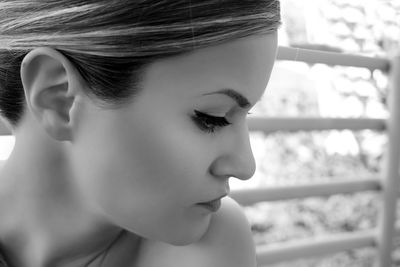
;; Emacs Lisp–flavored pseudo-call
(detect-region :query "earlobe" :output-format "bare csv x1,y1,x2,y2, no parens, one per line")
20,48,82,141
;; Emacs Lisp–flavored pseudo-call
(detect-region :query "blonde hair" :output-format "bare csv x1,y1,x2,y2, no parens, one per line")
0,0,281,125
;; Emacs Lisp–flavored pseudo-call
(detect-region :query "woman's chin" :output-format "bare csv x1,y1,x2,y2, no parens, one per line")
166,234,203,246
164,219,212,246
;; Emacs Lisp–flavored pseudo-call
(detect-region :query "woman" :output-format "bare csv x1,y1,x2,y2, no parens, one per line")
0,1,280,266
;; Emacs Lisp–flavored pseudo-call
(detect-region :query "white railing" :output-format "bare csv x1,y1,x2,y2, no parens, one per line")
230,46,398,267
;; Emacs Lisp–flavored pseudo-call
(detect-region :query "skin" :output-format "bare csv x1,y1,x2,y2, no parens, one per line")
0,32,277,267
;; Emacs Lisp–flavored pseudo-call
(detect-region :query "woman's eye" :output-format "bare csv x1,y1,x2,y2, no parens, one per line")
191,110,232,133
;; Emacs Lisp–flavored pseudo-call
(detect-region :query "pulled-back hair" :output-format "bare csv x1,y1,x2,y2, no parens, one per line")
0,0,280,126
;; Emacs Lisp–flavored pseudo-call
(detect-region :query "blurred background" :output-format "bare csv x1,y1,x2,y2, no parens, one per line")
229,0,400,266
0,0,399,266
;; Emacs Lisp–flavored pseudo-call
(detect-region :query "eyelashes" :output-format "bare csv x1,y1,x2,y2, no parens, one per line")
191,110,232,133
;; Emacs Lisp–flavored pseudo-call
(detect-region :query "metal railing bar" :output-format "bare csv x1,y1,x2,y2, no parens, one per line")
277,46,390,71
256,229,376,265
231,177,381,205
376,53,400,267
248,117,386,134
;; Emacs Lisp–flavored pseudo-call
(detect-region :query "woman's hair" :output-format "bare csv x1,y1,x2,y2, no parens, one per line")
0,0,281,126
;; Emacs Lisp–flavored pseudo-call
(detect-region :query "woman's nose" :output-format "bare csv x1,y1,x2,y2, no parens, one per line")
209,131,256,181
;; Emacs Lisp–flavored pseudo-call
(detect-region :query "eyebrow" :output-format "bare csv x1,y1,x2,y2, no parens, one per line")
202,89,251,109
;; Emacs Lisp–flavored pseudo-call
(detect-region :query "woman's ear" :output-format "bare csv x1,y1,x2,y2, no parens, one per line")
20,48,84,141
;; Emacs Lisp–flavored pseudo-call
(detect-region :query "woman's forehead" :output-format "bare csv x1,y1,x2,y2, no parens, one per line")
138,34,277,104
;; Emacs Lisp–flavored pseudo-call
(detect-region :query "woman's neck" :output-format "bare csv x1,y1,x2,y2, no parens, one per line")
0,128,140,267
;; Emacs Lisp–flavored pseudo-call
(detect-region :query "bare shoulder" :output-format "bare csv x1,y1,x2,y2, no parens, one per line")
137,197,256,267
195,196,257,267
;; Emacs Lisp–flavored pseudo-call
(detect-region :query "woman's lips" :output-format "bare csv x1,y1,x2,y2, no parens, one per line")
196,198,222,212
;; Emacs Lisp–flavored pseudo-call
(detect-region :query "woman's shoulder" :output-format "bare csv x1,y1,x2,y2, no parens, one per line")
137,197,257,267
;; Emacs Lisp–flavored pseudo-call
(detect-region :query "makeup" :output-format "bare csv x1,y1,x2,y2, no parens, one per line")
191,110,231,133
196,198,222,212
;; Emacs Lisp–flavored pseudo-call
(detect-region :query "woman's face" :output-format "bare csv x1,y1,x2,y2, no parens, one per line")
70,33,277,245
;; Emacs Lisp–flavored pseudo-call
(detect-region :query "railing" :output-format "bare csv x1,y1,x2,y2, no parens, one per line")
230,46,399,266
